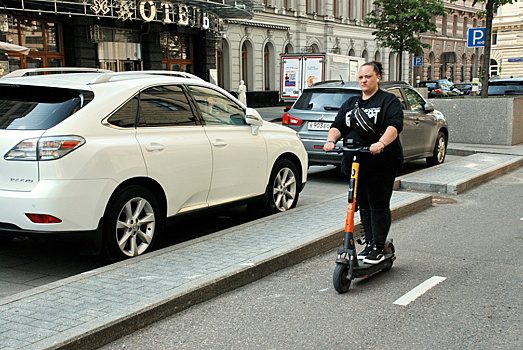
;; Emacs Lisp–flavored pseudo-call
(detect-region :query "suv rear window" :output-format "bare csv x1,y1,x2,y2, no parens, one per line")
488,80,523,95
293,89,359,111
0,85,93,130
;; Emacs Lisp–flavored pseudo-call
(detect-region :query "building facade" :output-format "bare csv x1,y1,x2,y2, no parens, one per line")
417,0,486,83
219,0,487,92
0,0,258,82
491,1,523,78
1,0,488,95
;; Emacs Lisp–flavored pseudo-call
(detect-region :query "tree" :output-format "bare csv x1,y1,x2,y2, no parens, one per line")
366,0,447,81
474,0,519,98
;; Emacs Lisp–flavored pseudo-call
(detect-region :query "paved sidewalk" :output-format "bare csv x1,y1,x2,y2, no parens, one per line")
0,143,522,350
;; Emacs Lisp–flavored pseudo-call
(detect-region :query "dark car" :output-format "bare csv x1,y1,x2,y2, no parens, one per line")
419,79,460,98
454,82,473,95
487,78,523,96
282,80,449,167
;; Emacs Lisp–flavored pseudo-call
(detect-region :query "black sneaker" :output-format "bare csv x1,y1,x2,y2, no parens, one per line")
357,244,373,260
363,246,385,264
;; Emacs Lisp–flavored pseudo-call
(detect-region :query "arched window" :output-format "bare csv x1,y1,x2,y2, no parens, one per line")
470,53,476,80
490,58,498,77
217,39,230,90
263,44,274,90
241,42,249,89
374,50,381,62
362,49,369,62
388,52,397,80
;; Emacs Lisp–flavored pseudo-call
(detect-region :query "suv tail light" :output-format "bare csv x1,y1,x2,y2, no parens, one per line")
433,88,443,94
282,112,304,126
4,136,85,161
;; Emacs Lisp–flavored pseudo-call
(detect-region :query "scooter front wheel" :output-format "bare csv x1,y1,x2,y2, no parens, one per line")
333,262,352,293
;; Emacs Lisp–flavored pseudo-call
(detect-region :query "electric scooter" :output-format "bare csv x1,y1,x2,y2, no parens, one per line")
328,141,396,294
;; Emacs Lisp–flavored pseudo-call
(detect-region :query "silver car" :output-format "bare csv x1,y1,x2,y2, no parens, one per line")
282,81,449,167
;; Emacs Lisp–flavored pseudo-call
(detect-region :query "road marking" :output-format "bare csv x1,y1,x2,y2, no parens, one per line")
393,276,447,306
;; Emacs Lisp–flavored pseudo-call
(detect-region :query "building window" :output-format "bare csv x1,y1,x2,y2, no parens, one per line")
241,42,249,89
162,34,193,73
264,45,270,90
5,17,64,72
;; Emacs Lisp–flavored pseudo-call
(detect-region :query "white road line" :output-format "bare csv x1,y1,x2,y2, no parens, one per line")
393,276,447,306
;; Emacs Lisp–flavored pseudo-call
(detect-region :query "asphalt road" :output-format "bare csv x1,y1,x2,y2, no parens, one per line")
100,167,523,350
0,158,437,299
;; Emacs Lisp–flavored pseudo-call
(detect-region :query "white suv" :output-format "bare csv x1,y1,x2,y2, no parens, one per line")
0,71,307,261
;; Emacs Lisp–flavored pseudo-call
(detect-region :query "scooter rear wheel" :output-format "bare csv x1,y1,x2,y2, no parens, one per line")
333,263,352,293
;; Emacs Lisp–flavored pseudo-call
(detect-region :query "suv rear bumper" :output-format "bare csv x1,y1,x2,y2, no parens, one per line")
0,178,116,232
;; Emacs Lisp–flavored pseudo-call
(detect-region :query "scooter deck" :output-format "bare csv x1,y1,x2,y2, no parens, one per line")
352,253,395,279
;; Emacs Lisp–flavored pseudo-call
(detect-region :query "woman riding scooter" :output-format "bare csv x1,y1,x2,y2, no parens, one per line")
323,61,404,264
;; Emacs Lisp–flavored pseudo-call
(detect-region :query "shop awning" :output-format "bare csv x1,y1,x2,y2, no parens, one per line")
0,41,30,55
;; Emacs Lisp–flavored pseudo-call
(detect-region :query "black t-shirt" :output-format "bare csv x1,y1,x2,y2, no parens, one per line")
330,89,404,174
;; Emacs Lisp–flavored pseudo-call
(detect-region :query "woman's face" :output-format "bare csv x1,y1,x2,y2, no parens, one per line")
358,65,381,95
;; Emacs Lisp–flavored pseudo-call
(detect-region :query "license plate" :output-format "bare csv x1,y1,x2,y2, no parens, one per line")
308,122,331,131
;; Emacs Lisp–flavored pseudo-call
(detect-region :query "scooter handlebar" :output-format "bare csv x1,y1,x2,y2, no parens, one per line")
325,146,371,153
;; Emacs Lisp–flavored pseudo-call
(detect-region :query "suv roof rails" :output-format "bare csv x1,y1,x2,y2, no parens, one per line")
2,67,112,78
88,71,205,84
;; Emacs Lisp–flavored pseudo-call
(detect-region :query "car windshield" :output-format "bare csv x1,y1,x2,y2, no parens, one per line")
488,81,523,95
293,89,359,111
422,82,437,88
0,85,93,130
439,80,454,89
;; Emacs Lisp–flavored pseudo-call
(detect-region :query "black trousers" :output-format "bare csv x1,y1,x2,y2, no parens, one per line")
356,170,396,249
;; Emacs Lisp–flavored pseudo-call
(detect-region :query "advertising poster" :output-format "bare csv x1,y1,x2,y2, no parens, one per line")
303,56,324,87
281,56,301,99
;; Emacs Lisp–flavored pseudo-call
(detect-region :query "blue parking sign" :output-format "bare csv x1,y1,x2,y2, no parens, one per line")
468,28,486,47
413,57,423,66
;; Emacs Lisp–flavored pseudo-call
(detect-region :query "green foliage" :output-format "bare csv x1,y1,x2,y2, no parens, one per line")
366,0,447,54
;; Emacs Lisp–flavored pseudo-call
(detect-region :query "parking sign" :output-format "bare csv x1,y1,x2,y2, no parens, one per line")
468,28,486,47
413,56,423,66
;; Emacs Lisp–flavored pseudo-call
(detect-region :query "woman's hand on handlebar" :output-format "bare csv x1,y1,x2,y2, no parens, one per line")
323,141,337,151
370,141,385,155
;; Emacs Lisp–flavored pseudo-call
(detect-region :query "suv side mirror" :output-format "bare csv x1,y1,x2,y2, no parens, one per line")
245,108,263,126
424,102,435,112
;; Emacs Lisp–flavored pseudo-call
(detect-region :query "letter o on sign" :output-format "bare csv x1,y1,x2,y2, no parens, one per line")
139,0,157,22
202,16,210,30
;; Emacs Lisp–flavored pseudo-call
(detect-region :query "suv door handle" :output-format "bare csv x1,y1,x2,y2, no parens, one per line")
145,143,164,152
212,139,227,147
